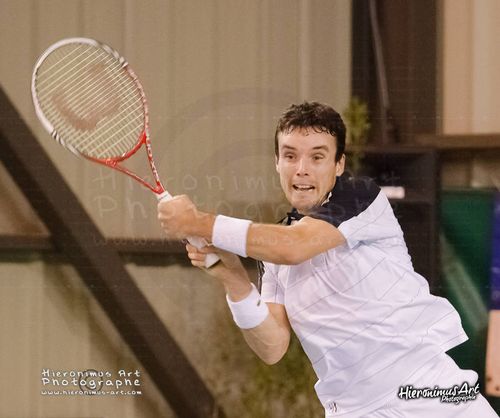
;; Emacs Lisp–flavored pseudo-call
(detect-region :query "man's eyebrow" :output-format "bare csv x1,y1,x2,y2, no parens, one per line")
311,145,330,151
281,144,330,152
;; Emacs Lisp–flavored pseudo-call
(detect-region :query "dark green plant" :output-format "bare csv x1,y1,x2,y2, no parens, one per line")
241,334,323,418
343,97,370,174
208,289,323,417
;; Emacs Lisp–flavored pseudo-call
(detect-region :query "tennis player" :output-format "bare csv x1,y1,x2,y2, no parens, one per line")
158,102,498,417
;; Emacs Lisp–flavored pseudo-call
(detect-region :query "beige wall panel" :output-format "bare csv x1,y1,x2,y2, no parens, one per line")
441,0,500,187
0,157,47,235
31,1,85,190
0,3,352,415
0,260,174,417
308,0,352,108
0,0,37,118
0,1,56,235
0,0,86,234
471,0,500,133
173,0,297,220
80,0,126,48
441,0,473,133
0,257,260,417
442,0,500,134
130,261,262,416
78,0,134,237
1,0,352,236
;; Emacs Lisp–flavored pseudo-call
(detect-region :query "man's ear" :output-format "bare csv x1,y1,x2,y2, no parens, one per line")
336,154,346,176
275,154,280,173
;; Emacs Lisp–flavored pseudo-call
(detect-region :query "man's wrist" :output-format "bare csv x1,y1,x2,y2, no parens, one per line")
212,215,252,257
225,280,253,302
226,283,269,329
189,211,216,240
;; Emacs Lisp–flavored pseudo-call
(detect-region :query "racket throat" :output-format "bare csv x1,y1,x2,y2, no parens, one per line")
86,148,165,195
104,159,119,169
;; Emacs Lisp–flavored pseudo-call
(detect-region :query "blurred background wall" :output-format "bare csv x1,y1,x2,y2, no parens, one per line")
0,0,499,417
441,0,500,135
0,1,351,417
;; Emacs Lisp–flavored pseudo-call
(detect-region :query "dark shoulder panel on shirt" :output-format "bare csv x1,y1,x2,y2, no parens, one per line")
308,172,380,227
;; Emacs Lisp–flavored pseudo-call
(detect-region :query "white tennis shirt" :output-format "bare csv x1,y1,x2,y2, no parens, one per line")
260,173,468,417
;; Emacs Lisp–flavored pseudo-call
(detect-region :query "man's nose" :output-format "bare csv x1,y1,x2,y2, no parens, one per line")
296,157,309,175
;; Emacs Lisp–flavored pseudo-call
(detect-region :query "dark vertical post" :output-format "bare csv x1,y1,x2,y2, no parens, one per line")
351,0,438,143
0,87,225,418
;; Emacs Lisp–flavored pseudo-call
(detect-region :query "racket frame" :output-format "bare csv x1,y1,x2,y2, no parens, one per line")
31,37,220,268
31,37,165,195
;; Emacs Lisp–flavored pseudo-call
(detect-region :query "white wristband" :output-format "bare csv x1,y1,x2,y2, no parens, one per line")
212,215,252,257
226,283,269,329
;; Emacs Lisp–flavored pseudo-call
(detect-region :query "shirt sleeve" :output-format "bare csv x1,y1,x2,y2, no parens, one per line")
337,191,402,248
259,261,285,305
308,174,403,249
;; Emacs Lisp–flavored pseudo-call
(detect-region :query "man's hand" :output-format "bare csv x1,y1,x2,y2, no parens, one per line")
157,194,214,241
186,243,253,301
187,238,291,366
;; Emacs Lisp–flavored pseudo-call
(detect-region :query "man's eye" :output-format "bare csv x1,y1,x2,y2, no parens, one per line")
284,154,294,159
313,155,324,160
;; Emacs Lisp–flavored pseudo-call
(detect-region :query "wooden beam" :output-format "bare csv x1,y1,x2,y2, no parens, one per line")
0,234,53,252
0,235,187,254
417,134,500,151
0,234,261,270
0,87,225,418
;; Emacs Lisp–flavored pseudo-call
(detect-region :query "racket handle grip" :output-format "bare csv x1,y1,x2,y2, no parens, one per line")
157,191,220,268
185,236,221,268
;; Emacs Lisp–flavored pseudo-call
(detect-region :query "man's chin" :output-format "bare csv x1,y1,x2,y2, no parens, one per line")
291,201,315,215
288,193,320,213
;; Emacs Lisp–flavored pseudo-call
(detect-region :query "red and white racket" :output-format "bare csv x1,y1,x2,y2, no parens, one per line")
31,37,219,267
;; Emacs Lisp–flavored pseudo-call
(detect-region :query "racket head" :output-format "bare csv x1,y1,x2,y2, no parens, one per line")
31,37,150,163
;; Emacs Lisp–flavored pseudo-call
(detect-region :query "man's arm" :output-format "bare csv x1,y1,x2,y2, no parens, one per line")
186,244,291,364
158,196,342,362
158,195,346,265
247,216,345,264
241,302,291,365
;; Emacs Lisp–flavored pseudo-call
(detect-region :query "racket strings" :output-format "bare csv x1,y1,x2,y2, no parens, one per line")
44,60,116,119
34,42,145,160
37,51,140,157
40,50,124,117
36,47,102,93
81,106,143,156
38,46,132,122
46,62,143,156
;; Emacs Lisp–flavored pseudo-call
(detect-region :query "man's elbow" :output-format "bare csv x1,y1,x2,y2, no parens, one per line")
262,248,299,265
261,354,284,366
277,248,308,265
258,345,289,365
248,329,290,365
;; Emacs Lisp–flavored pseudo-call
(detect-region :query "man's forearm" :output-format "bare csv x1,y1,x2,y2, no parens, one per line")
190,212,345,265
222,274,253,302
246,223,303,264
189,212,295,263
159,197,344,264
241,311,290,365
223,277,291,365
221,267,290,364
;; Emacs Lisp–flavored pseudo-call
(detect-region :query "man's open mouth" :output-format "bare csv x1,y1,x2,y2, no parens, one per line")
293,184,315,191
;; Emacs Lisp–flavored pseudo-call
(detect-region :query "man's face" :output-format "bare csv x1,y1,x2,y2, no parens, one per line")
275,128,345,215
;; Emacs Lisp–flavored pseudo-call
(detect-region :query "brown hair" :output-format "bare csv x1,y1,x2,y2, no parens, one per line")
274,101,346,162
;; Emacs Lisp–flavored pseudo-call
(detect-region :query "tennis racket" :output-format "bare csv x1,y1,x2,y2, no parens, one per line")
31,37,219,268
